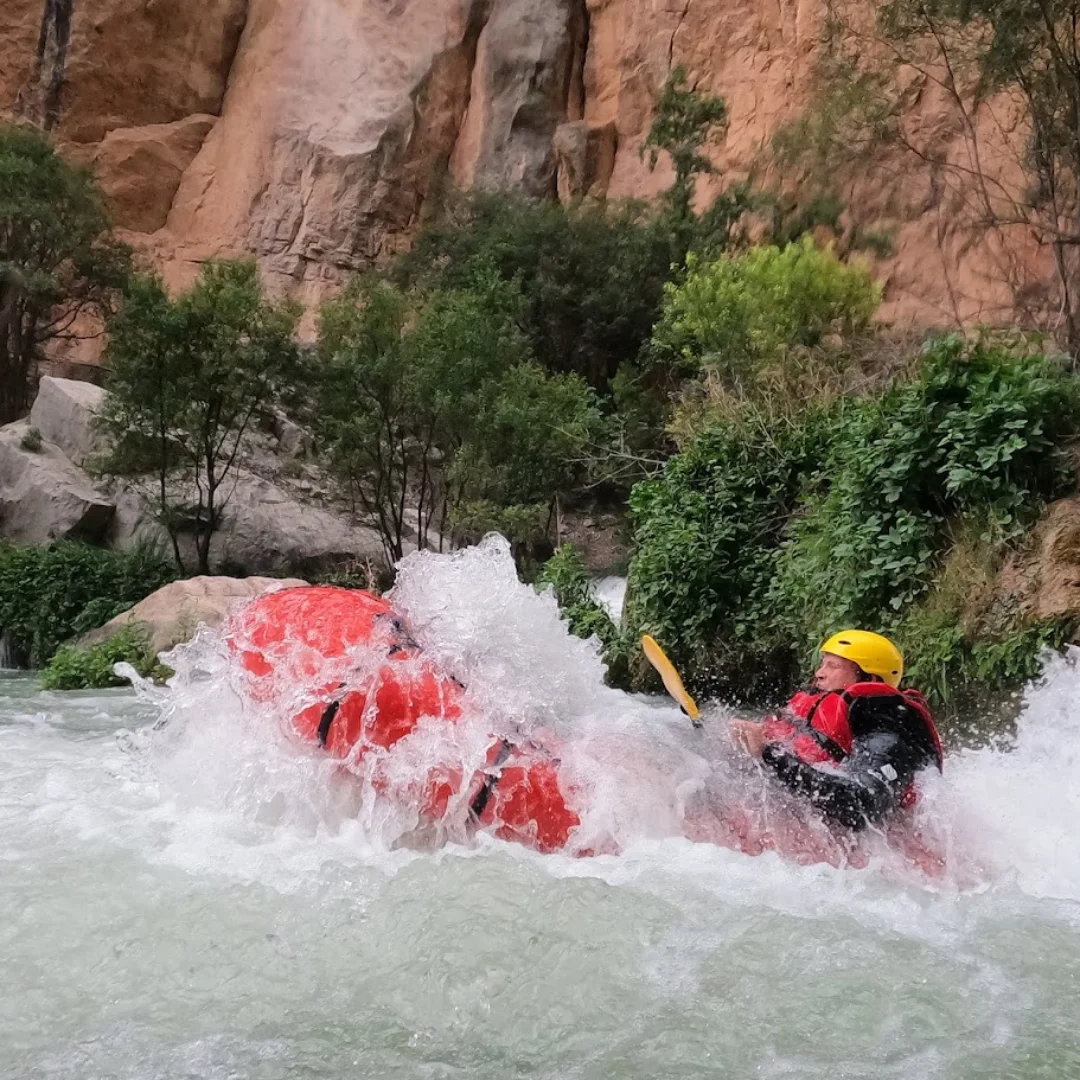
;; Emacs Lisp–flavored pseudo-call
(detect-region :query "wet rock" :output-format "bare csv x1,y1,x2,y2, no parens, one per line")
76,574,306,656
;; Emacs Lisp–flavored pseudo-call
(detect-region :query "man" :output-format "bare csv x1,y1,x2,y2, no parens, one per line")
730,630,943,830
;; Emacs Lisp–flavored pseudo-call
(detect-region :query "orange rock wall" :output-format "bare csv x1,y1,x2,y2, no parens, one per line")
0,0,1046,332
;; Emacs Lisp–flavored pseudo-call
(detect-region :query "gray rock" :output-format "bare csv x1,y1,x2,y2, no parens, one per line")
207,471,384,574
104,480,172,554
0,422,114,544
28,376,108,467
107,468,384,575
459,0,588,197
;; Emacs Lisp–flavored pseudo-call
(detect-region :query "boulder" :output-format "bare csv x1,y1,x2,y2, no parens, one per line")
94,115,217,233
77,575,306,657
206,472,384,574
0,422,114,544
28,376,107,466
107,468,384,575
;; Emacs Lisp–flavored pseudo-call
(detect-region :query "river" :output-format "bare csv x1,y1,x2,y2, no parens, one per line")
3,538,1080,1078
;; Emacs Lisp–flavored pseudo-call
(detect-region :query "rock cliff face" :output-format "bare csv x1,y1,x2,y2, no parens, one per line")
0,0,1038,328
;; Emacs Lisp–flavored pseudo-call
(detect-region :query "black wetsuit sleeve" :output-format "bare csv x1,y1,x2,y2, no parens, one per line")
760,730,919,831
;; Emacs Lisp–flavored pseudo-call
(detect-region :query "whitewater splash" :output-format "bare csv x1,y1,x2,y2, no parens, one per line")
138,535,1080,893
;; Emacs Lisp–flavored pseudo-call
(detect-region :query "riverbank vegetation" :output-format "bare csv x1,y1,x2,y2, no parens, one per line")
5,36,1080,706
0,542,174,669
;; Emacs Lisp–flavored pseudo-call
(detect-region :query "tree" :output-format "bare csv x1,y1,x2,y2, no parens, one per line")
100,260,300,574
0,123,131,423
311,273,598,562
393,192,676,391
776,0,1080,359
648,236,881,411
450,361,601,547
644,66,729,231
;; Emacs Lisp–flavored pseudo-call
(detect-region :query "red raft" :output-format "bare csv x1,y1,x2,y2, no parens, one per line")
228,586,946,874
227,586,581,853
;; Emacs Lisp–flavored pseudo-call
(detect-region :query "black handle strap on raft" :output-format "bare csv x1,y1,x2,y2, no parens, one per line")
317,700,340,747
316,682,349,748
469,739,514,820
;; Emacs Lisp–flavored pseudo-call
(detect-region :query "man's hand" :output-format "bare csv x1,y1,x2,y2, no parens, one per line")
730,719,768,758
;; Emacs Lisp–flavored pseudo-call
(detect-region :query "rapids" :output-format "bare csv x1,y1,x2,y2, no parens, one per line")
3,536,1080,1078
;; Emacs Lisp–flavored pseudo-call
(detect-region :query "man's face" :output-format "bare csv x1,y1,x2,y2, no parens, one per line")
814,651,862,692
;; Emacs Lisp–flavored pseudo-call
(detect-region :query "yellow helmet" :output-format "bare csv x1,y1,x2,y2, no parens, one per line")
819,630,904,688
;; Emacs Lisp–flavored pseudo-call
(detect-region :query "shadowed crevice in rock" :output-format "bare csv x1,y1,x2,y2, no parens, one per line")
211,0,250,118
567,0,589,124
450,0,594,199
27,0,74,129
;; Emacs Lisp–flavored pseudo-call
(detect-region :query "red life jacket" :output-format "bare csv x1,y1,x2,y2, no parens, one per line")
763,682,944,774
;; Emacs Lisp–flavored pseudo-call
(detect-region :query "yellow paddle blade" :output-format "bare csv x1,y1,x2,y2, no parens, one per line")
641,635,702,726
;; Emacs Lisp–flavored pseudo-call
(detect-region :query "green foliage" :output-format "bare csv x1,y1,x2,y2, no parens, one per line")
626,414,829,697
311,273,599,561
625,335,1080,701
0,123,131,423
774,336,1079,646
650,236,881,389
536,545,630,685
394,192,677,391
0,542,175,668
101,260,301,574
898,598,1072,711
41,626,172,691
644,66,729,225
19,426,42,452
451,362,600,540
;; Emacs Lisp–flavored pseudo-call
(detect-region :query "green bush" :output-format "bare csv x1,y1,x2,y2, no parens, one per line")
773,336,1079,648
624,335,1080,702
0,542,175,667
536,545,630,686
649,236,881,387
393,193,677,391
625,412,830,698
41,626,171,691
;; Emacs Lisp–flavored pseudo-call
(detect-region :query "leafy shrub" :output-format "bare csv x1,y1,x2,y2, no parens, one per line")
773,336,1080,649
393,192,677,391
20,426,42,452
649,236,881,388
625,412,830,698
624,335,1080,702
42,625,171,690
536,545,630,685
0,542,175,667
